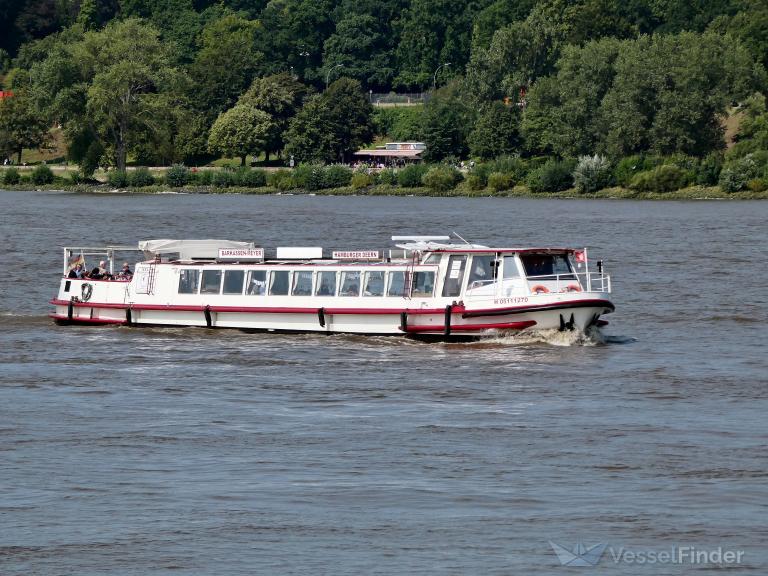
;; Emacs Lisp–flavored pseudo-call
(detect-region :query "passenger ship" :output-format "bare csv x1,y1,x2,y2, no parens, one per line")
50,236,614,338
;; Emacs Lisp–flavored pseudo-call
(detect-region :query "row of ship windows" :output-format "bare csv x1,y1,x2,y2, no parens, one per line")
178,269,436,298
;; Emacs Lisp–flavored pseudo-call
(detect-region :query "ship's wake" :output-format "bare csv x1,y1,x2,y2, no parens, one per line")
478,326,634,347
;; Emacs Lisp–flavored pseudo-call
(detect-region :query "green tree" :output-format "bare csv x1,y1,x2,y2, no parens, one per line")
208,104,273,166
323,14,394,90
464,18,562,105
85,19,188,170
238,72,307,160
468,101,521,160
30,18,189,171
710,0,768,70
259,0,336,84
284,94,336,163
600,32,763,158
729,93,768,158
190,13,263,118
77,0,119,30
394,0,471,89
421,82,472,161
0,87,51,164
471,0,535,50
285,77,373,163
323,77,374,161
372,106,424,141
118,0,204,63
522,38,622,157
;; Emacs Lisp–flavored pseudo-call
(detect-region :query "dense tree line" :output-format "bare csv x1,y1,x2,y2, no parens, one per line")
1,0,767,188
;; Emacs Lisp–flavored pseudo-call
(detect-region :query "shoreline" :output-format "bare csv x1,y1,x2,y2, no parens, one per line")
2,183,767,200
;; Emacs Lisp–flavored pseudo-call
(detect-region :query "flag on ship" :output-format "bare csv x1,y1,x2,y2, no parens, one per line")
68,252,86,271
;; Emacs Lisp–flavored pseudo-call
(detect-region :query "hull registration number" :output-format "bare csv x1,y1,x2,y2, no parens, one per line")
493,297,528,305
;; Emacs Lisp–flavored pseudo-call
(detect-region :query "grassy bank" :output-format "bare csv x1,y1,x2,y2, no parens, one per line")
3,181,768,200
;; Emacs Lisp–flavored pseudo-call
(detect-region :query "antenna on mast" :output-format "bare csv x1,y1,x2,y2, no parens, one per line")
452,231,472,246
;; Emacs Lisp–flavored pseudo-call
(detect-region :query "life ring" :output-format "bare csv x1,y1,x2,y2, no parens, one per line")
531,285,549,294
81,282,93,302
565,284,582,292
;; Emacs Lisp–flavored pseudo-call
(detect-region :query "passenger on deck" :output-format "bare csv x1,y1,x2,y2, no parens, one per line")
88,260,111,280
247,278,266,295
117,262,133,279
68,263,86,278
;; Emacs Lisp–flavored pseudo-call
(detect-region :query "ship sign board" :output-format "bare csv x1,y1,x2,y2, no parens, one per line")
332,250,380,260
218,248,264,261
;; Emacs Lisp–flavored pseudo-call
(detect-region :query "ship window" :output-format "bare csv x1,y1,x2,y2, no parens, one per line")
503,255,520,278
412,271,435,297
467,255,495,290
521,254,575,279
387,271,406,297
340,271,361,296
223,270,245,294
269,270,290,295
246,270,266,295
363,271,385,296
201,269,222,294
292,271,313,295
423,253,441,265
178,269,200,294
442,255,466,297
315,271,337,296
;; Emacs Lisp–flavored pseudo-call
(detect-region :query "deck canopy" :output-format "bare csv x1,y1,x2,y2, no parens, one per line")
139,239,254,260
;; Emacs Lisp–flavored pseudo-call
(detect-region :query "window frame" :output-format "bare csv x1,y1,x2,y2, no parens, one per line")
200,269,223,294
245,270,267,295
268,269,291,296
178,268,200,294
291,270,313,296
314,271,338,297
363,271,386,297
340,271,362,297
387,270,406,297
411,270,435,297
502,255,522,279
442,254,467,297
222,269,246,295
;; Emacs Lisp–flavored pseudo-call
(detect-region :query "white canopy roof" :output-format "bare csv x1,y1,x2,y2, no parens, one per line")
138,239,254,260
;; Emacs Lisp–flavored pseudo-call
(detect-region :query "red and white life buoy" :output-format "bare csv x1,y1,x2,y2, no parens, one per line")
531,285,549,294
565,284,582,292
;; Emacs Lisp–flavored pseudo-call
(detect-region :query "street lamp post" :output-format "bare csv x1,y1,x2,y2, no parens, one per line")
325,64,343,89
433,62,451,91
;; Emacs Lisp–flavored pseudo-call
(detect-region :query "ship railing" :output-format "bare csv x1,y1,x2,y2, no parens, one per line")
62,245,141,275
525,271,611,293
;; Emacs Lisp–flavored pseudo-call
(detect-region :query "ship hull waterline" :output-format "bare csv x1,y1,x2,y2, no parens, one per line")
50,297,613,340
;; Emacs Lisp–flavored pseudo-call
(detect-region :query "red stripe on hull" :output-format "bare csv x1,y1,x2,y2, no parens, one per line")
462,298,614,317
404,320,536,333
49,313,126,325
50,298,463,316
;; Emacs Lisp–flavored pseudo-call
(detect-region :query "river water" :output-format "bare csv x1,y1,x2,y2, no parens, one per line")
0,189,766,575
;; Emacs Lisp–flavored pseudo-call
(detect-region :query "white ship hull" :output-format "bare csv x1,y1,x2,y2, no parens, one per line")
51,280,612,337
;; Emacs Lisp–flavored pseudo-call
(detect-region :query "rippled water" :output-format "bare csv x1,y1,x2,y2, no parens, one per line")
1,190,766,575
